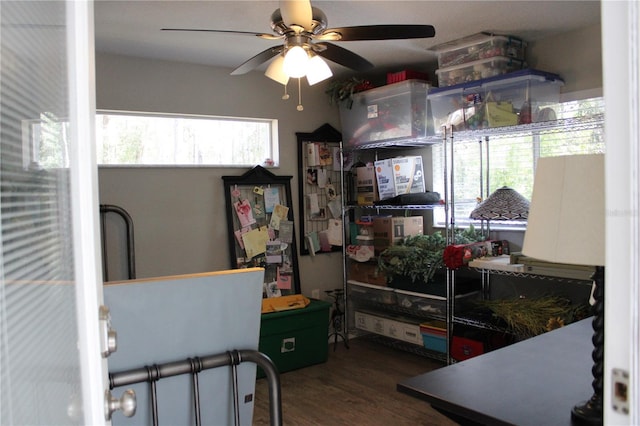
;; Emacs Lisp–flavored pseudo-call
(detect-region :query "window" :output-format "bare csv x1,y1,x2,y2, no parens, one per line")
432,97,605,229
95,111,278,167
22,113,70,169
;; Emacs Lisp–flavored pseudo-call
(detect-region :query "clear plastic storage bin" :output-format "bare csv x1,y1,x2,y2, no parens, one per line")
436,56,526,88
482,70,564,124
348,281,396,305
433,33,527,69
339,80,434,148
429,69,564,134
395,288,480,315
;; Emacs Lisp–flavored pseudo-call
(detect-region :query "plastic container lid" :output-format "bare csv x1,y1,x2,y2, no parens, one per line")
431,32,527,53
430,69,564,96
481,68,565,88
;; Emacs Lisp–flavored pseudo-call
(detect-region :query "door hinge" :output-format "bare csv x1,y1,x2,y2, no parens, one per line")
99,305,117,357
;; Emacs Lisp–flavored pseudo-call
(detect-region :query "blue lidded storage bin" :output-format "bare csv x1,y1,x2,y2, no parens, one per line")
429,69,564,134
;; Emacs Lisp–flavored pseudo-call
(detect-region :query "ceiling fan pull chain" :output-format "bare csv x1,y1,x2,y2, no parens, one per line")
296,78,304,111
282,82,290,100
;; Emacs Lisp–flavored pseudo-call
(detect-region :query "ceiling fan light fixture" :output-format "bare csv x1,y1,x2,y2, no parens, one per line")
283,45,309,78
167,1,435,110
265,55,290,85
306,54,332,85
280,1,313,31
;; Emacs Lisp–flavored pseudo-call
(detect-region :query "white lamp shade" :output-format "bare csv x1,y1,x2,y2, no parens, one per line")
283,45,308,78
522,154,605,266
306,55,333,85
265,55,290,85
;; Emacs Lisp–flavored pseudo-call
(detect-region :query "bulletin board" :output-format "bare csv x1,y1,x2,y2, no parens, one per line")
222,166,300,297
296,124,348,255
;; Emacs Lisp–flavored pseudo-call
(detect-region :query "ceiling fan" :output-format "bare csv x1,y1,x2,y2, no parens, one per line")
162,0,435,79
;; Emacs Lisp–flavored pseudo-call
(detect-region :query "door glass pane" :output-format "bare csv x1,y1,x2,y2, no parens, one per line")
1,1,82,424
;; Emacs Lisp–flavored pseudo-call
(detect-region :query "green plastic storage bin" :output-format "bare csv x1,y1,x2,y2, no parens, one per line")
257,299,331,378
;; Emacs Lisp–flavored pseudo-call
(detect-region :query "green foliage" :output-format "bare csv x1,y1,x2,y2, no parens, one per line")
378,226,484,284
325,77,373,109
453,224,485,245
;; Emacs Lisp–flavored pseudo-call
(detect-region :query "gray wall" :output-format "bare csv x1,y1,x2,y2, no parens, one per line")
528,24,603,96
97,53,346,297
97,23,602,298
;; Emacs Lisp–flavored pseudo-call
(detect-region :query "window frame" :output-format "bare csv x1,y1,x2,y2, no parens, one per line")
95,110,279,168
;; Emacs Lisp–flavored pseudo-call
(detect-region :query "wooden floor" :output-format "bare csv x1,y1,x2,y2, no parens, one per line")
252,337,459,426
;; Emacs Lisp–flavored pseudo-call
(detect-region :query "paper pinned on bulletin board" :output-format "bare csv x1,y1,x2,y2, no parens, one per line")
234,226,252,249
318,144,332,166
318,230,331,252
317,169,328,188
308,193,320,217
241,226,269,258
266,240,283,263
306,143,319,167
327,219,343,246
306,232,320,256
264,187,280,213
278,220,293,243
327,196,341,219
276,267,292,290
269,204,289,230
234,199,256,228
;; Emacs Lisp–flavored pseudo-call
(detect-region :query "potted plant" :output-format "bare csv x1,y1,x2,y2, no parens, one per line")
377,226,484,289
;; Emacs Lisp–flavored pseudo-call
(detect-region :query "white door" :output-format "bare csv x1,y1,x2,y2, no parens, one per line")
602,1,640,424
1,1,108,424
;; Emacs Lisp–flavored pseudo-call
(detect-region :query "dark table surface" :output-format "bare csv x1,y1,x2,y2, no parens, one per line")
397,318,594,426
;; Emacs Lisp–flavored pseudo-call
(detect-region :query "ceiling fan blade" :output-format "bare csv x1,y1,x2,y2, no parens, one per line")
318,24,435,41
280,0,312,30
230,46,284,75
315,42,373,72
161,28,282,40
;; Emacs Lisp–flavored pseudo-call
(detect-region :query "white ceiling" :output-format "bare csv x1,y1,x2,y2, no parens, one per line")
94,0,601,77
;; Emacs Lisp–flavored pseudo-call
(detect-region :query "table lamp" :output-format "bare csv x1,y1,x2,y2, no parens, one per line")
522,154,605,425
469,186,530,235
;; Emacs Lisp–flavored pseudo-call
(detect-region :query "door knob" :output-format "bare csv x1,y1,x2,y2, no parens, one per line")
104,389,136,420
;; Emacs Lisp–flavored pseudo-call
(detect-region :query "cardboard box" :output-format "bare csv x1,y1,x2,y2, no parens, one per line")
373,216,423,253
354,311,385,334
385,318,423,345
374,159,396,200
356,165,378,205
349,261,387,286
392,156,426,195
354,311,422,345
